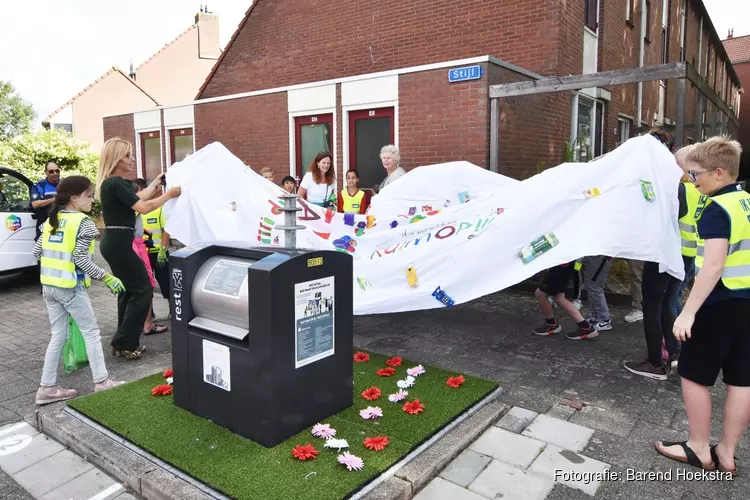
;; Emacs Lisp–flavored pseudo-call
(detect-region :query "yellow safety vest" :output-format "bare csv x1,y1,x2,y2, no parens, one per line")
141,207,164,253
340,189,366,213
678,183,706,258
695,189,750,290
40,212,95,288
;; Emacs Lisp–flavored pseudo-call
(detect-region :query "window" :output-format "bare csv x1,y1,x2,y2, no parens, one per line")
140,131,161,182
679,0,687,61
626,0,634,25
572,95,604,161
585,0,598,32
169,128,194,166
617,117,633,146
348,107,394,188
0,171,32,213
294,114,333,182
52,123,72,133
645,0,652,42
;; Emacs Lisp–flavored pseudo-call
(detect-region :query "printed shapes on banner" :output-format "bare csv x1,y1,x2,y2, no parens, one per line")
421,205,433,213
357,277,372,291
258,217,275,244
355,221,366,236
640,180,656,202
405,267,418,288
333,235,357,253
231,201,237,212
344,213,356,226
409,215,425,224
408,207,417,216
583,188,601,198
390,220,399,229
314,231,331,240
432,286,455,307
443,199,451,207
366,215,376,229
458,191,470,204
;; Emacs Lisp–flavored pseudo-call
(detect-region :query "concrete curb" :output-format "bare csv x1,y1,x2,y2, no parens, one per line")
36,392,507,500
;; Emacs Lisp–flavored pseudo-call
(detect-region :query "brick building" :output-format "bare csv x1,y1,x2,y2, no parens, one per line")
104,0,741,184
723,31,750,151
44,10,220,162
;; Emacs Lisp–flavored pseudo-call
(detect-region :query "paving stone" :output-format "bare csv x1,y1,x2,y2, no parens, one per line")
39,468,123,500
0,432,64,475
414,477,487,500
12,449,93,497
0,421,38,437
568,405,637,438
496,406,539,433
469,426,546,469
361,476,410,500
114,493,137,500
546,404,575,421
528,444,610,496
522,414,594,452
439,449,492,488
468,459,555,500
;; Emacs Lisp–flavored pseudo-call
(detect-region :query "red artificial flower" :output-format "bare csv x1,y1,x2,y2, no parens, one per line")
363,436,390,452
446,375,466,388
361,386,382,401
291,444,319,461
402,399,425,415
385,356,403,367
354,352,370,363
151,384,173,396
163,369,174,378
376,367,396,377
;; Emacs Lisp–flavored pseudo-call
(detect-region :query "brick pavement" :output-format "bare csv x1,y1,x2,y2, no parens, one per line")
1,249,749,498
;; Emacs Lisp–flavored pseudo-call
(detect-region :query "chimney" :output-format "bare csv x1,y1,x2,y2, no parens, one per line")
195,7,220,60
728,28,734,39
129,60,136,80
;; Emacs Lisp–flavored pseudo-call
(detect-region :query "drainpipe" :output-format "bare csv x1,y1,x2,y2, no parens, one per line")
637,0,647,128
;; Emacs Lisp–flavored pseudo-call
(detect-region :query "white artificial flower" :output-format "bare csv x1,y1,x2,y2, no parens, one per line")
166,377,173,385
324,438,350,451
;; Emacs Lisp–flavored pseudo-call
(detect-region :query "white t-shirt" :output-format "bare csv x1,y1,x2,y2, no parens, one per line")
300,172,336,205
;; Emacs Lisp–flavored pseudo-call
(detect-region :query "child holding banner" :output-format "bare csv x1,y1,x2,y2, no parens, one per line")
533,263,597,340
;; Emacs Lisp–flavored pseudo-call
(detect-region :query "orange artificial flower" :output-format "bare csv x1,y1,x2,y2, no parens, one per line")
361,386,382,401
291,444,319,461
354,352,370,363
385,356,403,367
376,367,396,377
402,399,425,415
163,369,174,378
446,375,466,388
151,384,173,396
363,436,390,452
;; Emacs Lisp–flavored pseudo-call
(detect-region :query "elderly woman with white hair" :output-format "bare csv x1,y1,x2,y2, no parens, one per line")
374,145,406,193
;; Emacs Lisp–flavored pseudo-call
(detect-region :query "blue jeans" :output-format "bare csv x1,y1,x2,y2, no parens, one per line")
669,256,695,319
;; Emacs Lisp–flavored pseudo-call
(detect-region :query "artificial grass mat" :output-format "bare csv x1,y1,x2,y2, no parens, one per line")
68,351,497,500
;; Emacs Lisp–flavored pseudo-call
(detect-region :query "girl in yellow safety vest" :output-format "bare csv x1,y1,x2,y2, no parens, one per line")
337,169,371,214
32,176,125,405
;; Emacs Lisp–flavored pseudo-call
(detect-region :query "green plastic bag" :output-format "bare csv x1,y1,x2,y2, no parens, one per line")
63,315,89,374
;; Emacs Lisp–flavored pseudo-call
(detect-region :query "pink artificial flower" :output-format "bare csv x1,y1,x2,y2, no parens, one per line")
359,406,383,420
388,390,409,403
407,365,426,377
311,423,336,439
338,451,364,471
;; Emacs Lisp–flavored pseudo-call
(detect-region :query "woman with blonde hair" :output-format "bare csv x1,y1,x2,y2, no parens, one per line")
298,151,337,207
96,138,181,360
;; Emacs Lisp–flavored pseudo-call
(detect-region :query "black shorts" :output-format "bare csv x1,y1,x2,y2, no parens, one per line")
540,264,575,296
678,298,750,387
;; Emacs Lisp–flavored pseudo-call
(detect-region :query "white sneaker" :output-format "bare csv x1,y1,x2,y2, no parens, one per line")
595,319,613,331
624,309,644,323
95,379,126,393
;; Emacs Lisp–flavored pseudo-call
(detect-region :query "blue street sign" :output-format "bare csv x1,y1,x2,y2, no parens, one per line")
448,65,484,83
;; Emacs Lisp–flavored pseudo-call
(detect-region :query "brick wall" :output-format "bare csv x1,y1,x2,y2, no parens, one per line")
102,113,138,179
399,65,490,170
194,93,289,181
199,0,564,99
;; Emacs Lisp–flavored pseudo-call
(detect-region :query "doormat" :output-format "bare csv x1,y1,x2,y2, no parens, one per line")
68,351,497,500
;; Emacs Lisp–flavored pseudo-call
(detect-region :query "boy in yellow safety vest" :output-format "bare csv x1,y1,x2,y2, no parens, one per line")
655,136,750,474
141,204,172,315
32,176,124,405
337,169,371,214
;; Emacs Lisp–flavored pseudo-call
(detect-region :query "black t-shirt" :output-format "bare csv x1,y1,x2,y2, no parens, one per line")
100,176,140,227
697,183,750,304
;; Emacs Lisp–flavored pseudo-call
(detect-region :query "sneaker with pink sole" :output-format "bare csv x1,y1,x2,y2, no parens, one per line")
36,386,78,405
95,379,125,392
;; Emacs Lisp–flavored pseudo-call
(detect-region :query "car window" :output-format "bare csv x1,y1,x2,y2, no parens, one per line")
0,173,32,213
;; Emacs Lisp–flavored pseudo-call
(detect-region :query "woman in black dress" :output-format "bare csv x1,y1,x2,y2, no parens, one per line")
95,138,181,359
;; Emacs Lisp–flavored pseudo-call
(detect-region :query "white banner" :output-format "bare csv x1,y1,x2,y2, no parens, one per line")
164,135,684,315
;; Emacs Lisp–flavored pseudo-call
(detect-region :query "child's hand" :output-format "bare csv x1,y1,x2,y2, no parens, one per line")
104,274,126,294
157,247,168,267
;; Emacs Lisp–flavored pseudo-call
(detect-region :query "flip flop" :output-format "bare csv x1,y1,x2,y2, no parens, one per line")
143,324,168,336
655,441,715,470
710,445,738,476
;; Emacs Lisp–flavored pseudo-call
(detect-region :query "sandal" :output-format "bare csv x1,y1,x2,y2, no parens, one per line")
111,348,143,360
143,324,168,336
710,445,739,476
655,441,715,470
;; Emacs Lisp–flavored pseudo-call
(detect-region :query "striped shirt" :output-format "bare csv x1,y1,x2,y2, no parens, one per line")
33,211,107,281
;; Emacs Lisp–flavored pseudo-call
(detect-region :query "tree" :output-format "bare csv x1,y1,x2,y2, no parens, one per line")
0,128,98,182
0,81,35,141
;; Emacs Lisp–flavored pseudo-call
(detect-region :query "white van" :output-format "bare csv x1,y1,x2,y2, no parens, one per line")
0,167,37,275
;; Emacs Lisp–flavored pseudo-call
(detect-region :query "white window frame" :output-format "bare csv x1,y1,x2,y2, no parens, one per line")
570,93,604,162
134,128,163,179
164,125,196,167
626,0,632,22
618,116,634,145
